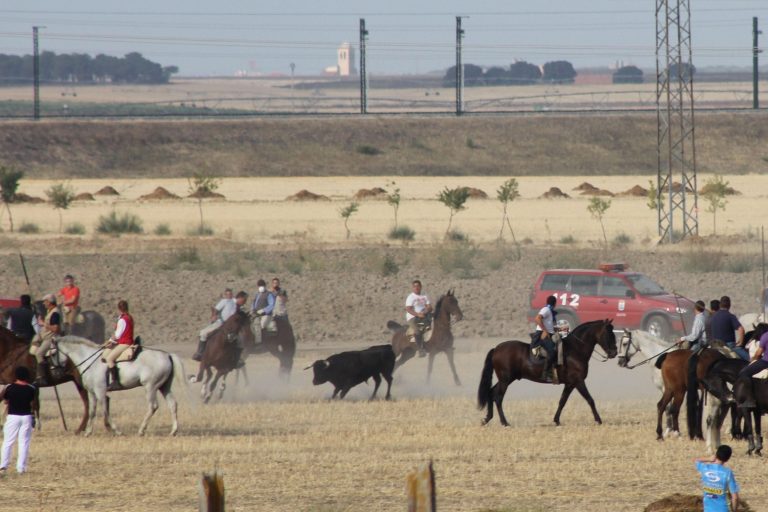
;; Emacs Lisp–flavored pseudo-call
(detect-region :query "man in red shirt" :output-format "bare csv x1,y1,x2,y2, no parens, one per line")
105,300,134,391
57,274,80,335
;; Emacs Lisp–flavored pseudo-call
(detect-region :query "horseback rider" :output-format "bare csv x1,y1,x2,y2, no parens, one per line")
231,291,249,368
5,294,36,343
193,288,237,362
735,326,768,409
532,295,558,380
405,280,432,357
105,300,134,391
57,274,80,335
32,294,62,386
710,296,748,360
705,299,720,345
273,289,288,320
251,279,276,336
678,300,708,351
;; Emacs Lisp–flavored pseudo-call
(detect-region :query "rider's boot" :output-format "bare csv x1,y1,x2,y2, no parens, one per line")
416,334,427,358
192,339,207,362
34,361,50,386
106,366,122,391
234,347,245,369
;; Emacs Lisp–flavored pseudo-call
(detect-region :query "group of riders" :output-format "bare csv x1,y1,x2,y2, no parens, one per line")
3,275,137,391
192,277,289,365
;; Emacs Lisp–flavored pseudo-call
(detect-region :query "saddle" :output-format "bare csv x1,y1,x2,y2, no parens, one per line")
528,333,565,365
101,337,143,364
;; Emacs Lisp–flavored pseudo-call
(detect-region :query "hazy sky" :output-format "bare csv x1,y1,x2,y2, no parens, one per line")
1,0,765,76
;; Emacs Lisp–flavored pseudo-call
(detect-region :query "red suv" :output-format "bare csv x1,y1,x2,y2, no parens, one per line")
527,263,695,339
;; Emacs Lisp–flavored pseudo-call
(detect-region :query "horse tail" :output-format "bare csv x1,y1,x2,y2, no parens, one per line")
686,351,701,440
655,352,668,370
477,348,495,410
165,353,189,396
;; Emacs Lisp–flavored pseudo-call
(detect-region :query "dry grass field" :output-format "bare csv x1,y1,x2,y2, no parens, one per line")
2,347,767,512
0,112,766,179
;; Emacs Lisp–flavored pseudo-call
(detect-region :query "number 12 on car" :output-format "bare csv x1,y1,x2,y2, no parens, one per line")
558,293,580,307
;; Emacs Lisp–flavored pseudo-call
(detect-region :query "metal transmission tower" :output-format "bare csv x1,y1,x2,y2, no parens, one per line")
359,18,368,114
754,17,762,109
655,0,698,243
455,16,465,115
33,26,43,120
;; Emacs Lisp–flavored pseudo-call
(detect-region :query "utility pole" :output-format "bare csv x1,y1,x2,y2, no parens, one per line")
754,17,762,109
359,18,368,114
33,26,43,120
455,16,465,115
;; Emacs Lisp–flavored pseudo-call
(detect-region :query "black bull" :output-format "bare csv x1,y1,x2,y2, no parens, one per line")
307,345,395,400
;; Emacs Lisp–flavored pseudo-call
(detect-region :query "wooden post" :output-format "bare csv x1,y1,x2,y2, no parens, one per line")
199,471,225,512
406,461,436,512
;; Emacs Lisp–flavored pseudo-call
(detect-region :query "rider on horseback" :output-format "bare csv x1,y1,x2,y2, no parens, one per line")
405,280,432,357
678,300,708,352
5,294,36,343
105,300,134,391
251,279,276,337
32,294,62,386
57,274,80,335
193,288,237,362
735,326,768,409
532,295,558,381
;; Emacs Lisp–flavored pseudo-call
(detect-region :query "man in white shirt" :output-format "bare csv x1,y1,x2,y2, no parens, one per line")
533,295,558,381
678,300,708,351
193,288,237,361
405,280,433,357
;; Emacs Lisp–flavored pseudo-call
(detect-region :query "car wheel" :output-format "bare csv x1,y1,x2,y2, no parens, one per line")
645,314,671,339
556,311,578,333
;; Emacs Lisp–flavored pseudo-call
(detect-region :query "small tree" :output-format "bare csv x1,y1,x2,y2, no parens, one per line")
587,197,611,246
646,180,658,211
385,181,401,229
437,186,470,238
45,182,75,233
188,173,221,234
339,202,359,240
496,178,520,243
702,174,729,235
0,166,23,232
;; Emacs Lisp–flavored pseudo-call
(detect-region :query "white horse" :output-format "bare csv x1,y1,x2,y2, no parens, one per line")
617,330,681,436
54,336,186,436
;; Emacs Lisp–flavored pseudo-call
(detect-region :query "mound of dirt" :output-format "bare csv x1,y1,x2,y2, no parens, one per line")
188,189,225,199
540,187,570,199
671,182,694,193
462,187,489,199
353,187,387,200
573,182,598,192
74,192,95,201
618,184,649,197
286,189,330,201
95,186,120,196
700,182,741,196
140,187,180,200
13,193,45,204
580,188,614,197
644,493,752,512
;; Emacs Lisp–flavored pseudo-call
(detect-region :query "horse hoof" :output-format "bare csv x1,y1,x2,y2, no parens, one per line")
481,418,490,426
189,375,198,384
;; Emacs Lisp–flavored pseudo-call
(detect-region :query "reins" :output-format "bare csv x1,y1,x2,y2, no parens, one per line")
625,343,678,369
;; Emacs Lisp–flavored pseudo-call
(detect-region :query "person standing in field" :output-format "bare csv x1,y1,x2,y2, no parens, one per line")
57,274,81,335
695,445,740,512
0,366,36,476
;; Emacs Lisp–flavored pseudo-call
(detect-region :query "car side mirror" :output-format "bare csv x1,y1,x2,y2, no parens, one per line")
625,290,636,299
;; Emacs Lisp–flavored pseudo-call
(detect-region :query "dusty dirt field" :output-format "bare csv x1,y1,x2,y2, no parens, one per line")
1,175,767,511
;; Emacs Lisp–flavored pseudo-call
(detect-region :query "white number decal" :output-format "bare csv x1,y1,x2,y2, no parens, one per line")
558,293,580,307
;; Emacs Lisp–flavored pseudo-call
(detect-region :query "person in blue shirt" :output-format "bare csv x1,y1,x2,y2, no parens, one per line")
710,296,748,360
695,445,740,512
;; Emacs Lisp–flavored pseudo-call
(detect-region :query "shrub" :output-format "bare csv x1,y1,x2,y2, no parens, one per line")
680,249,723,273
356,145,381,156
285,258,303,275
559,235,576,244
388,225,415,241
64,222,86,235
18,222,40,234
380,254,399,276
154,223,172,236
96,211,144,234
446,229,468,242
613,233,632,246
186,224,214,236
466,137,481,149
437,242,478,278
724,254,756,274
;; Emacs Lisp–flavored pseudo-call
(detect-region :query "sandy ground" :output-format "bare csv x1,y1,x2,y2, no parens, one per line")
1,78,758,111
0,343,764,512
4,175,766,244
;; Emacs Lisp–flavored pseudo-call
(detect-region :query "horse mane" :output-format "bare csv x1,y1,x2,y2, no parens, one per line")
568,319,609,341
433,295,445,319
57,335,100,348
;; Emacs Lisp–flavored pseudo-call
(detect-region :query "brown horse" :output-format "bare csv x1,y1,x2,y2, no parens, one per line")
193,310,255,403
478,319,618,427
250,316,296,376
388,290,464,385
654,348,729,440
0,325,90,433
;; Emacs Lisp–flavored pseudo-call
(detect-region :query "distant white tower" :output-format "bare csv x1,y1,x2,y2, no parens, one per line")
337,42,357,76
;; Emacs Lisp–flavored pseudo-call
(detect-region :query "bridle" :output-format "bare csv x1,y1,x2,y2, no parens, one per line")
617,331,641,367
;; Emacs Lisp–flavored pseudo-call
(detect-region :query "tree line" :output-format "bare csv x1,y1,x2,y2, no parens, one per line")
443,61,577,86
0,51,179,85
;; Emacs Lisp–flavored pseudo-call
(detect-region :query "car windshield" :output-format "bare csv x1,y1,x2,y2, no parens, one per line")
626,273,666,296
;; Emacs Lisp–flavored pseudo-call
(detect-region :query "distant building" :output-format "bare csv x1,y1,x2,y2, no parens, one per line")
324,42,357,76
